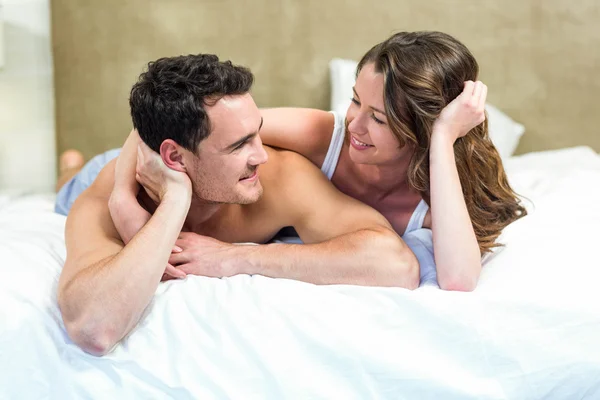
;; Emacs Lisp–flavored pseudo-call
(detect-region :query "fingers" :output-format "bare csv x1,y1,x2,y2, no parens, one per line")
165,263,186,279
162,273,178,282
463,81,487,124
463,80,475,98
463,80,486,99
169,252,189,266
177,232,196,243
178,232,193,240
176,263,192,275
139,140,152,152
472,81,483,104
478,83,488,110
172,245,183,253
136,144,144,167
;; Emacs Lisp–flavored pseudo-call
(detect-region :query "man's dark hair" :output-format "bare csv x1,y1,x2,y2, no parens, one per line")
129,54,254,153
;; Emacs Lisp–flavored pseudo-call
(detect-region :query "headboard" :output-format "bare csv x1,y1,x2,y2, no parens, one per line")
51,0,600,161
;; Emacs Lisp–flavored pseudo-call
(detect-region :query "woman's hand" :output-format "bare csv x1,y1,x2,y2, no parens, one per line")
432,80,487,144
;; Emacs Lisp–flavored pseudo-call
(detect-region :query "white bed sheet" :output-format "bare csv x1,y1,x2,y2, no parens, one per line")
1,146,599,399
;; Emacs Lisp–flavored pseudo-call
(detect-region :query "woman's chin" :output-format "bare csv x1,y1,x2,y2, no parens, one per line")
348,147,376,165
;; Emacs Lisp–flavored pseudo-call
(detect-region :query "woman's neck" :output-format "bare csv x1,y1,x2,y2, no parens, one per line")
346,146,416,197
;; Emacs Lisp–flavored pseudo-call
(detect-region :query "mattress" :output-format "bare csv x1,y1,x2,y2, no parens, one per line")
1,146,599,399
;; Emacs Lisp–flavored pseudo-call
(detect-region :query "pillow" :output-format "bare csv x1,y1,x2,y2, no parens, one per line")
329,58,525,158
483,104,525,159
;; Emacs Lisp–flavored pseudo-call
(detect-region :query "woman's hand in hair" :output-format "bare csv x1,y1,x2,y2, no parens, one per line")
432,80,487,145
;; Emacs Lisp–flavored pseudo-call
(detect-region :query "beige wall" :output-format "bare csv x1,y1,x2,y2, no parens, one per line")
52,0,600,160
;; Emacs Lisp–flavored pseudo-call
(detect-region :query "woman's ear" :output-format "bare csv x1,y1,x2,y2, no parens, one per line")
159,140,187,173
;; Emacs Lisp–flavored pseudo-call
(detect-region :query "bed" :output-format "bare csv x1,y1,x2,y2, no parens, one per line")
5,3,600,396
2,144,599,399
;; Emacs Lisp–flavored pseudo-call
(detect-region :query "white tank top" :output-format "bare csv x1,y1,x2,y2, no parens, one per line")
321,112,429,235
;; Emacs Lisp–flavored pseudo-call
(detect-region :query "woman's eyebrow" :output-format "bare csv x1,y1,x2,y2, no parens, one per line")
353,87,386,116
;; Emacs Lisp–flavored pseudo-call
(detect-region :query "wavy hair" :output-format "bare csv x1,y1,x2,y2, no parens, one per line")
357,31,527,254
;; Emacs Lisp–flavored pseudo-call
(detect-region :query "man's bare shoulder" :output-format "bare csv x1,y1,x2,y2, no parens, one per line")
60,159,124,291
255,146,393,244
65,159,122,245
259,145,324,183
255,145,340,214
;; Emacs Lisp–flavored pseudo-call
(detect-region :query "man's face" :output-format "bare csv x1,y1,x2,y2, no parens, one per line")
184,93,268,204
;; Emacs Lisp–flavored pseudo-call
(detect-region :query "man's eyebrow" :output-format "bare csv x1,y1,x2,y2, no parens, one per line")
352,87,386,116
223,117,263,151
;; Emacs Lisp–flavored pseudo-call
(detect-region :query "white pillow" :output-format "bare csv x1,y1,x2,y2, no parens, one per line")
483,104,525,158
329,58,525,158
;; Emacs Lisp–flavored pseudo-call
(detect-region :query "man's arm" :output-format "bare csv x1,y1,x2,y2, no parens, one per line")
170,150,419,288
239,150,419,288
57,159,190,356
108,129,152,245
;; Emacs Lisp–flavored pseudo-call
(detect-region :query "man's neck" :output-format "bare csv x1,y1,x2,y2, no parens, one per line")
182,196,226,232
137,191,227,234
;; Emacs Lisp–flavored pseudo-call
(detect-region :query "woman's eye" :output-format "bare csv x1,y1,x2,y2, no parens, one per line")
371,114,385,125
350,97,360,106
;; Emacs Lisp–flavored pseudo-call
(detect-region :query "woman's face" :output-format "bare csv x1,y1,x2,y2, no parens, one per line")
345,62,411,166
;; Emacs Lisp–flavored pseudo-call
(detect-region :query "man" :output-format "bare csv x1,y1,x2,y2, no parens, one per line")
57,54,419,356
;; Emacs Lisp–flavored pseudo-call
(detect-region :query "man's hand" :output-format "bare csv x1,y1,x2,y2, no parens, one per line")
432,80,487,144
136,141,192,203
167,232,245,278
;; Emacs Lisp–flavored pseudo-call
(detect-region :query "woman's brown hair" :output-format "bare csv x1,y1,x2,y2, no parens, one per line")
357,31,527,254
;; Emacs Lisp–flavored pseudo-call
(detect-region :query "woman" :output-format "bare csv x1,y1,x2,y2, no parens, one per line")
255,31,527,290
57,31,526,291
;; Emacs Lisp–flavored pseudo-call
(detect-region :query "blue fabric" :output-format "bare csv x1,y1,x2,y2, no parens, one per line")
55,148,122,215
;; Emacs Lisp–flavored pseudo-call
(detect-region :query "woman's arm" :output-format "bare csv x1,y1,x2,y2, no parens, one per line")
429,81,487,291
259,108,335,168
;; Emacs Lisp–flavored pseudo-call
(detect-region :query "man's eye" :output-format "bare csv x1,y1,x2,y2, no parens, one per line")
233,142,247,151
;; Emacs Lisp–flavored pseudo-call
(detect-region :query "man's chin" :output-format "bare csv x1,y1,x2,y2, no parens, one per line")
191,183,263,205
237,185,263,205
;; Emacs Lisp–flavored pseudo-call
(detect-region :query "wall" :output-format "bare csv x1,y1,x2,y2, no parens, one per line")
0,0,55,192
51,0,600,159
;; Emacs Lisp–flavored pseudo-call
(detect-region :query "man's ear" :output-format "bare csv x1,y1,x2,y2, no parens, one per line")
159,140,187,173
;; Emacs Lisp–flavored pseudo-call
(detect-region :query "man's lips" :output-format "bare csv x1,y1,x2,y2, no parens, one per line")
240,169,258,181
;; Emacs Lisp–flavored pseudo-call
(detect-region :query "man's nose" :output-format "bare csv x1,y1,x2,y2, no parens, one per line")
249,135,268,166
